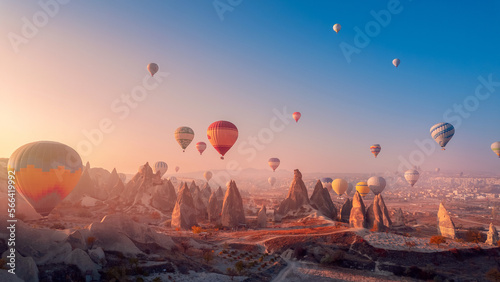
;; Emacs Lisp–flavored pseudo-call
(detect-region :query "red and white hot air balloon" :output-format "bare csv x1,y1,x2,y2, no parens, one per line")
293,112,301,123
196,142,207,155
207,121,238,160
268,158,280,172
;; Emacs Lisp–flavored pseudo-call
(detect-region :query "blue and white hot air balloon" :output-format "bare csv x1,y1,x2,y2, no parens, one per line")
153,161,168,177
430,122,454,150
320,177,333,189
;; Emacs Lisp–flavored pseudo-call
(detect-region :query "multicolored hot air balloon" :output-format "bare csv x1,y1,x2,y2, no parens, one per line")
147,63,159,76
204,171,213,182
367,176,386,195
355,182,370,198
491,142,500,158
207,121,238,160
196,142,207,155
268,158,280,172
370,144,381,158
321,177,333,189
393,58,400,67
268,176,276,187
292,112,301,123
404,170,419,187
175,166,180,173
332,178,348,196
333,23,341,33
153,161,168,177
430,122,454,150
175,126,194,152
8,141,83,216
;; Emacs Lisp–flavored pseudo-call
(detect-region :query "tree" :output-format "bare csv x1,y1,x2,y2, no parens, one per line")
235,261,245,274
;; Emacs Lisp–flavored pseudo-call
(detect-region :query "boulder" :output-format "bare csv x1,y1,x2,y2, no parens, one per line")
64,248,100,281
486,223,499,245
1,250,38,282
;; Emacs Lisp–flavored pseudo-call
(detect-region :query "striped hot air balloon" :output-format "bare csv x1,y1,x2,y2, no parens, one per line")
355,182,370,198
321,177,333,189
370,144,381,158
207,121,238,160
491,142,500,158
268,158,280,172
196,142,207,155
293,112,301,123
430,122,454,150
8,141,83,216
153,161,168,177
268,177,276,186
404,170,420,187
332,178,348,196
367,176,386,195
204,171,213,182
175,126,195,152
147,63,159,76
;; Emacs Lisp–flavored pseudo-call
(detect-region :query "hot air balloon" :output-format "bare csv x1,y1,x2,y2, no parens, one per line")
204,171,213,182
355,182,370,198
153,161,168,177
393,58,400,67
347,182,354,196
268,158,280,172
370,144,381,158
207,121,238,160
321,177,333,189
367,176,386,195
268,176,276,186
175,126,194,152
8,141,83,216
491,142,500,158
175,166,180,173
430,122,455,150
147,63,159,76
169,176,177,183
435,168,440,173
333,23,341,33
118,173,127,183
196,142,207,155
292,112,301,123
404,170,419,187
332,178,348,196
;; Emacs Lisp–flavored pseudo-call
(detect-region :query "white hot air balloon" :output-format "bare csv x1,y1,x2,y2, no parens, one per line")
333,23,341,33
153,161,168,177
491,142,500,158
393,58,400,68
367,176,386,195
268,177,276,187
404,170,420,187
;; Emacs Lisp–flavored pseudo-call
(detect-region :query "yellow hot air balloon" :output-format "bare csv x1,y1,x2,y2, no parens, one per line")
355,182,370,198
332,178,348,196
8,141,83,216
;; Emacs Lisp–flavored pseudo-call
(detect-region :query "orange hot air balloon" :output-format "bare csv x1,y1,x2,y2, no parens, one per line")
8,141,83,216
293,112,301,123
207,121,238,160
196,142,207,155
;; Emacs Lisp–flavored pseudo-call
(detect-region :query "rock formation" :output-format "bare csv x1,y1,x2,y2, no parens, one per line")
151,179,177,212
309,180,337,220
65,162,108,202
189,181,199,195
437,202,456,239
191,187,208,220
257,205,267,228
340,198,352,223
201,183,212,200
393,208,405,227
208,192,220,223
216,186,224,198
171,182,198,230
277,169,310,216
486,223,499,245
365,194,392,231
221,180,246,228
349,191,366,228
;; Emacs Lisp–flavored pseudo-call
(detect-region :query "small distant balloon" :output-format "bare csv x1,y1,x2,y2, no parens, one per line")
430,122,454,150
196,142,207,155
175,166,180,173
370,144,381,158
169,176,177,183
153,161,168,177
392,58,400,68
321,177,333,189
435,168,440,173
333,23,341,33
355,182,370,198
268,158,280,172
332,178,348,196
491,142,500,158
404,170,419,187
175,126,195,152
293,112,301,123
204,171,213,182
268,176,276,186
367,176,386,195
147,63,159,76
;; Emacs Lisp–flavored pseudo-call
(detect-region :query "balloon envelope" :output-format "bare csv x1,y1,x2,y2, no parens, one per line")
404,170,419,187
370,144,381,158
268,176,276,186
430,122,454,150
153,161,168,177
333,23,341,33
147,63,159,76
393,58,400,67
204,171,213,182
8,141,83,216
207,121,238,159
175,166,180,172
491,142,500,158
268,158,280,172
320,177,333,188
367,176,386,195
332,178,348,196
292,112,301,123
355,182,370,198
196,142,207,155
175,126,194,152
